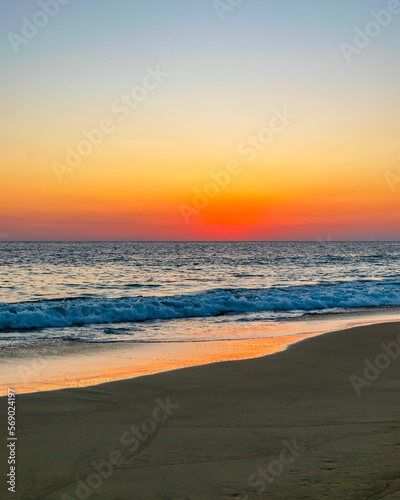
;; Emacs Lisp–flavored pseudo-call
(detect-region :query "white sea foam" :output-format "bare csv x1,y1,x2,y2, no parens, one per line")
1,280,400,331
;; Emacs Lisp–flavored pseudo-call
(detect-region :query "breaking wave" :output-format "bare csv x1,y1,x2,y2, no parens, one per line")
1,279,400,331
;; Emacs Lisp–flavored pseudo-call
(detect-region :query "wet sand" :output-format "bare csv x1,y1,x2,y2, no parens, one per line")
1,321,399,499
0,333,318,396
2,308,400,397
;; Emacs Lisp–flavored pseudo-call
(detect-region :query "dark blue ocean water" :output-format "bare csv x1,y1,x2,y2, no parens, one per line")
0,241,399,343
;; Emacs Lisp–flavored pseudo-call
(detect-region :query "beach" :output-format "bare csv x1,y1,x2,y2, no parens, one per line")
1,321,399,499
2,0,400,496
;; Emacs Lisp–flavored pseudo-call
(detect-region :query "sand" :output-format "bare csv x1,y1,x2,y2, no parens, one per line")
0,333,319,396
1,321,399,499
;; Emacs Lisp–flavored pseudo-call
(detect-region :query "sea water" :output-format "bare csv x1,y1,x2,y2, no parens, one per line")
1,241,400,346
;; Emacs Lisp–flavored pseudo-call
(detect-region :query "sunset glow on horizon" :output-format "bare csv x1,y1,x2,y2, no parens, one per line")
1,0,400,240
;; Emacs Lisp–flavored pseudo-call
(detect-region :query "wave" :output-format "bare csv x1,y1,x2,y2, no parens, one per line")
1,279,400,331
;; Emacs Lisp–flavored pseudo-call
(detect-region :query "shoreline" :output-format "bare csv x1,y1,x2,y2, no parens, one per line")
0,333,319,397
1,320,399,499
2,307,400,396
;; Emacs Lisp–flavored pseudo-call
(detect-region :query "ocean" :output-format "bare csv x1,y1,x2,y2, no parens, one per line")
1,241,400,346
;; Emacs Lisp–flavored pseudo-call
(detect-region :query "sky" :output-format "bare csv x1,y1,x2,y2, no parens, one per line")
1,0,400,240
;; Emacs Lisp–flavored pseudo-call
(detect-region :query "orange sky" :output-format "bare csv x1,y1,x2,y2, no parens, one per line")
1,0,400,240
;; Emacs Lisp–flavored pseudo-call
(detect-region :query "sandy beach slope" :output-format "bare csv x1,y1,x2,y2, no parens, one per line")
1,322,399,499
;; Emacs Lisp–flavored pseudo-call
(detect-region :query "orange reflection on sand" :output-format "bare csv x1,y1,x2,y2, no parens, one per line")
0,333,318,395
